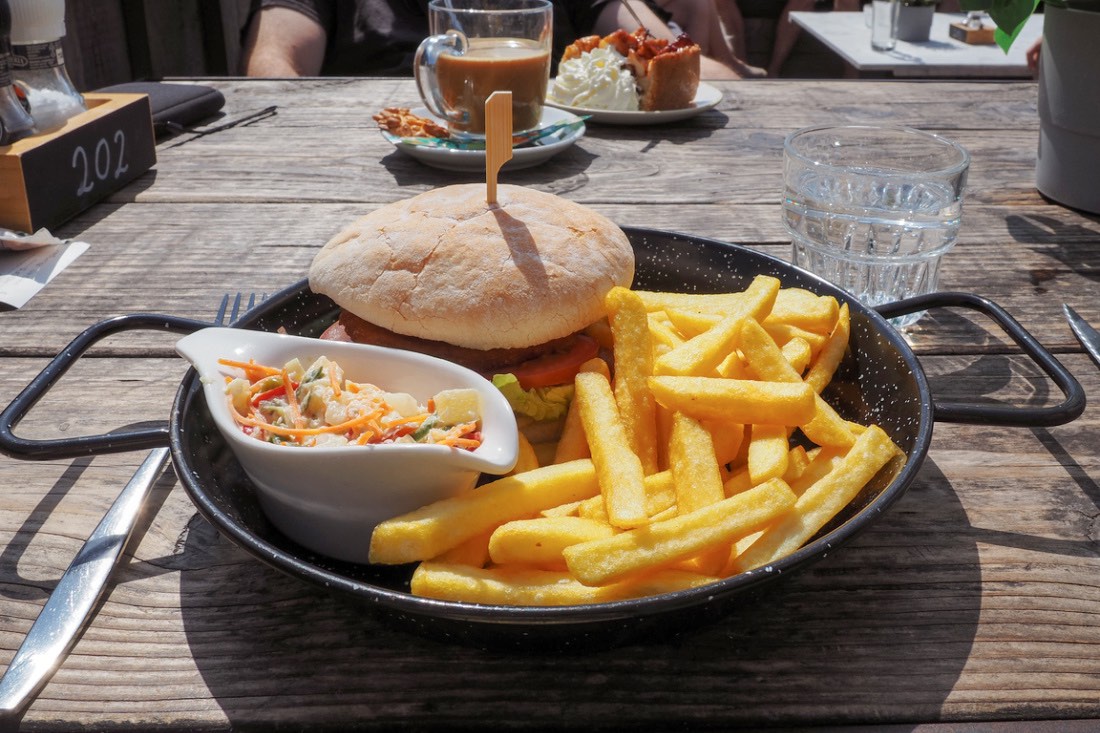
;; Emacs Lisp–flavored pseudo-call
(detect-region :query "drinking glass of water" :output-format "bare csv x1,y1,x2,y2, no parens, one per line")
782,124,970,329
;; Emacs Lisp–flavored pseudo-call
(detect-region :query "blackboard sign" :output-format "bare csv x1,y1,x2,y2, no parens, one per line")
0,93,156,233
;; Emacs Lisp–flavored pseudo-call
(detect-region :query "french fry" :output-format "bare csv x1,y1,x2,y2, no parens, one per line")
723,465,752,496
782,445,811,483
766,289,840,333
739,316,855,448
804,303,850,394
386,280,906,608
722,446,850,573
653,314,744,377
606,287,660,474
663,308,722,339
577,493,609,522
368,459,600,565
715,350,750,379
747,423,789,484
732,425,902,573
781,337,813,374
648,376,817,426
609,568,719,599
489,516,617,567
553,357,610,464
764,322,828,356
800,394,858,449
643,469,677,517
411,563,610,606
788,446,845,495
702,418,745,466
648,312,685,354
633,290,750,314
653,276,781,377
582,470,677,520
431,530,492,567
511,431,540,474
669,412,724,513
410,563,717,605
563,478,797,587
575,371,649,528
669,412,728,574
541,499,583,518
739,317,802,384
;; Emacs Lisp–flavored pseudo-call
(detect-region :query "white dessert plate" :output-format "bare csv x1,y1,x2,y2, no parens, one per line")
544,82,722,125
381,106,585,172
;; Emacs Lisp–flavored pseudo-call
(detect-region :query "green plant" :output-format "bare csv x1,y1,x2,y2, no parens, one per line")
959,0,1100,51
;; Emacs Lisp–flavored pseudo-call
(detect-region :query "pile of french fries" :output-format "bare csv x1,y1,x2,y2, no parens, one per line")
368,277,906,606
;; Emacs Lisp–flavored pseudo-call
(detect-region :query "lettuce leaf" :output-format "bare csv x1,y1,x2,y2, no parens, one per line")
491,374,573,422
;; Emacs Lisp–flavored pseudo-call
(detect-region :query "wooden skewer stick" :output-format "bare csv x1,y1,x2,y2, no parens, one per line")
621,0,653,37
484,91,513,205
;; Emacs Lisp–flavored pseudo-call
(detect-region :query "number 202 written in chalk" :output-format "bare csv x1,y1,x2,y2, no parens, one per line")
71,130,129,196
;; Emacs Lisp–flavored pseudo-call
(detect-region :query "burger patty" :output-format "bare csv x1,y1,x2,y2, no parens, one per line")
320,310,579,374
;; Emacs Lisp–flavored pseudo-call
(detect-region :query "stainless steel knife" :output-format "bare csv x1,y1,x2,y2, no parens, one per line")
1064,304,1100,371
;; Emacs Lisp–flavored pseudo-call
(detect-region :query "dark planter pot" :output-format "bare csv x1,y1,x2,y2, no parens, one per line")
1036,4,1100,214
896,4,934,41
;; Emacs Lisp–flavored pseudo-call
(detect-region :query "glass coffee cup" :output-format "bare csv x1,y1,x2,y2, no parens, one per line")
414,0,552,135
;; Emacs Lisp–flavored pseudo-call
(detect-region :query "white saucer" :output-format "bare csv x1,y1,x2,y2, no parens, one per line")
545,82,722,125
381,106,585,172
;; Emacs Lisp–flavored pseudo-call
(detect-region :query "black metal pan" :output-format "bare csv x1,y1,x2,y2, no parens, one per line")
0,228,1085,650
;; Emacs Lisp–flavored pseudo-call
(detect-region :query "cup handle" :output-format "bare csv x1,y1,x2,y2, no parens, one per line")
414,30,468,127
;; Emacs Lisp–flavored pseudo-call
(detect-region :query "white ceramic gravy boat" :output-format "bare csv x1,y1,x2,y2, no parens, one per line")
176,327,519,564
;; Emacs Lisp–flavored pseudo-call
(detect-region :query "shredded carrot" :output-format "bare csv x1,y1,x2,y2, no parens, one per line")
445,438,481,449
218,358,282,380
389,413,431,428
221,355,481,450
228,401,384,439
438,421,480,447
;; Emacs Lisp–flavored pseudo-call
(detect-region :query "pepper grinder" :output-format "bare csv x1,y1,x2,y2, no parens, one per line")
9,0,85,133
0,0,36,146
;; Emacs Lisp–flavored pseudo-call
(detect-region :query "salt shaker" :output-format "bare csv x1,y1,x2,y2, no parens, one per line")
9,0,85,133
0,0,36,145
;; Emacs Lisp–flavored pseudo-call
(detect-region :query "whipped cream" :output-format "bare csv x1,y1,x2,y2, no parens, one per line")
550,46,639,111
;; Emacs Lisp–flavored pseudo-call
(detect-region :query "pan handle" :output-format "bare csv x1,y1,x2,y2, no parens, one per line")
875,292,1086,426
0,314,211,461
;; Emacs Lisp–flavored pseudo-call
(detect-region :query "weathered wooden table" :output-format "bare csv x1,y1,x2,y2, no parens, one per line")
1,78,1098,731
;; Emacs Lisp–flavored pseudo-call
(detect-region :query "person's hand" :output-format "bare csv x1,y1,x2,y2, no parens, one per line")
1026,37,1042,76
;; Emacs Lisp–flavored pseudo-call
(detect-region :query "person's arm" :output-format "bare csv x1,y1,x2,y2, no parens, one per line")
240,6,328,77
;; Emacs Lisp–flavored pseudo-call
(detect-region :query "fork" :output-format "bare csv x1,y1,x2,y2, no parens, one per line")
0,294,258,723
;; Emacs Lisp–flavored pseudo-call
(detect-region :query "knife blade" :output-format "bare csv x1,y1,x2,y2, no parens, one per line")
1063,304,1100,371
0,447,170,722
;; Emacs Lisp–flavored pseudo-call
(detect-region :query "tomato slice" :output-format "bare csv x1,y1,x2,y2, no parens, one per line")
510,334,601,390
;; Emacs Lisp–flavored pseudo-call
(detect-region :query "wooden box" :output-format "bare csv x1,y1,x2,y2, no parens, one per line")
0,92,156,233
949,21,997,45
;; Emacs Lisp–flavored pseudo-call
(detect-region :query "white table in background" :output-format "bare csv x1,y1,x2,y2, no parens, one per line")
789,11,1044,77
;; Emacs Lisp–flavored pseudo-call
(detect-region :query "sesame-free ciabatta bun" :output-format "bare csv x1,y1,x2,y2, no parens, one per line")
308,184,634,351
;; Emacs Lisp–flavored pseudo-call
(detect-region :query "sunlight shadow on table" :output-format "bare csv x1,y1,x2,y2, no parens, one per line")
173,456,982,729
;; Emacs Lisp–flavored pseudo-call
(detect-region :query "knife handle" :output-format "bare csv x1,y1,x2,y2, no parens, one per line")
0,448,171,722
